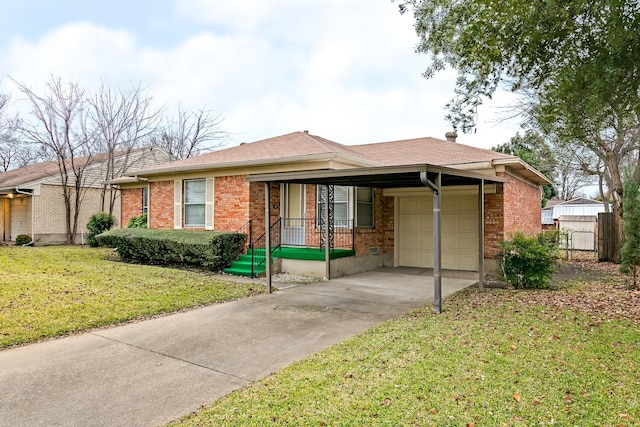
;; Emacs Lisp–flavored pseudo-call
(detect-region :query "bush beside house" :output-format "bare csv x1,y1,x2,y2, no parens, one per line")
86,212,116,247
96,228,246,272
497,231,560,289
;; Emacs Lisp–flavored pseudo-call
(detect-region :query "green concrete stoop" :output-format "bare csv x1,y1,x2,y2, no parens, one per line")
223,247,356,278
223,253,266,277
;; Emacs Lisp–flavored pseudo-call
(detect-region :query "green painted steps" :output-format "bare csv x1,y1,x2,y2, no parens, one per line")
223,254,267,277
223,247,356,278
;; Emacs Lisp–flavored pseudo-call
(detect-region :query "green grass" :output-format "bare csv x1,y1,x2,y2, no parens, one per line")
171,287,639,426
0,246,263,348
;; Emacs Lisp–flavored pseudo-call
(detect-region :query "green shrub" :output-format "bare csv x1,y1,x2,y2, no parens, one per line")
497,231,560,289
15,234,32,246
86,212,116,247
96,228,247,271
127,213,148,228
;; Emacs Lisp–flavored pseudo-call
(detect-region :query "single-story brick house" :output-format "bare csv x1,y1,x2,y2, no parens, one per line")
0,147,172,244
113,131,550,279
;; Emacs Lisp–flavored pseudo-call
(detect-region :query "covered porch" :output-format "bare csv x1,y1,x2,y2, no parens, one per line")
247,164,507,313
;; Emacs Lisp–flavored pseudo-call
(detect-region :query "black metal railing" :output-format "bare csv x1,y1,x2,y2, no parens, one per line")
251,218,282,277
234,219,252,250
243,217,355,278
280,217,354,250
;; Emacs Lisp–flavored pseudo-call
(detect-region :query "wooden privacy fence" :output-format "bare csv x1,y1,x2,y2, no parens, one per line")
598,212,616,262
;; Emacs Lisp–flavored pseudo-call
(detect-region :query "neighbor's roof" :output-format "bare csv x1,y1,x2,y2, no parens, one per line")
0,147,162,191
120,131,551,185
0,160,61,190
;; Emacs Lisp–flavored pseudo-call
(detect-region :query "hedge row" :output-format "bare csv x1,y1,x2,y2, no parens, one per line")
96,228,246,271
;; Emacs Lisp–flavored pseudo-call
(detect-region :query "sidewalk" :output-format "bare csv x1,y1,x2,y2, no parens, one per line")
0,270,475,427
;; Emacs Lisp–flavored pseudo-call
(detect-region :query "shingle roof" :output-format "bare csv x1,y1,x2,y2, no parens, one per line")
130,131,519,176
142,131,374,172
349,136,516,166
0,161,61,188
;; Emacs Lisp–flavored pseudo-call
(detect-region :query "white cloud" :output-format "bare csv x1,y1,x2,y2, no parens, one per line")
1,1,522,150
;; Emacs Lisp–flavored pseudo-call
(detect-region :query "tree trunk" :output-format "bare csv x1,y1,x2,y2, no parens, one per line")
605,151,625,263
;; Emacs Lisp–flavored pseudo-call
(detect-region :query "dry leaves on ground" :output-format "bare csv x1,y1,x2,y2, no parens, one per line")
475,259,640,324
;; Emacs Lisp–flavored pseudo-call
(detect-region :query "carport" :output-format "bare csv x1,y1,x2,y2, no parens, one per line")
247,164,508,313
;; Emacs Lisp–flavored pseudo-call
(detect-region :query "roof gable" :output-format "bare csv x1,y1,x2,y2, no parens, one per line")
138,131,374,173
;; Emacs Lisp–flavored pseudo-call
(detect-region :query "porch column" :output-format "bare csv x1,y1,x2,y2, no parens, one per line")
265,182,272,293
324,184,331,280
478,179,485,291
420,171,442,314
432,174,442,314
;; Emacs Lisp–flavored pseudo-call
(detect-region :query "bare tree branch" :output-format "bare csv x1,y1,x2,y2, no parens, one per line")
152,105,228,159
89,80,161,214
13,76,95,244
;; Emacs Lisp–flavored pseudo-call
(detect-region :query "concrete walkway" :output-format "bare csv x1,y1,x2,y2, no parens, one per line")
0,270,476,427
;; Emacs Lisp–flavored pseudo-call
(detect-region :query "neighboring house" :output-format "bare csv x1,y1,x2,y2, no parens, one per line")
542,197,610,227
112,131,550,277
541,197,610,250
0,147,172,244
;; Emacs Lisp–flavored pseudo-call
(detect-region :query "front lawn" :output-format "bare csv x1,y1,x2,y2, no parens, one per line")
171,260,640,426
0,246,263,348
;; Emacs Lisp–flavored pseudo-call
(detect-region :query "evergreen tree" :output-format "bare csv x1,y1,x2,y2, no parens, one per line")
621,178,640,289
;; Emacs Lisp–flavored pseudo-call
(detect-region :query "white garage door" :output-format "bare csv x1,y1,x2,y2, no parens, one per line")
398,195,478,270
10,197,29,240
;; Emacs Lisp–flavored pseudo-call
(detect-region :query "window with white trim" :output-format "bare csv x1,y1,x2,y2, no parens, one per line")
184,179,206,227
142,186,149,215
316,185,374,228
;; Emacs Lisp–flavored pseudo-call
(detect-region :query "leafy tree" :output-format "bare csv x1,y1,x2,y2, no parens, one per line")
397,0,640,261
621,178,640,289
492,131,557,203
552,142,599,202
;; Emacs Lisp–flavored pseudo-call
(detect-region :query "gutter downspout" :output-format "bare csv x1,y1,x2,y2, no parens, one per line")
14,187,35,246
420,171,442,314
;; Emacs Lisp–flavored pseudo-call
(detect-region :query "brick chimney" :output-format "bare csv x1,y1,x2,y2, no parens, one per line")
445,131,458,142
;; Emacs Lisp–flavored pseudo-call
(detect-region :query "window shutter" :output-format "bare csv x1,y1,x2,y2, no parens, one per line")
174,179,182,229
205,177,214,230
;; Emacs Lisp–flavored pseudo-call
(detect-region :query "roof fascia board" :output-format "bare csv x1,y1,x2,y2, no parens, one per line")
491,158,552,184
123,152,378,178
503,169,544,189
246,164,509,184
442,161,494,170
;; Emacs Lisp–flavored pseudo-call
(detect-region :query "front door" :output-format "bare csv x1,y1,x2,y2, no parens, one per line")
281,183,306,246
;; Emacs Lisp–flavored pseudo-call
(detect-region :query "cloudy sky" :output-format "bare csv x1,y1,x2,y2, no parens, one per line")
0,0,522,149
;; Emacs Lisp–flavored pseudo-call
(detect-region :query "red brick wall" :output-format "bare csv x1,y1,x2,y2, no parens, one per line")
382,196,395,255
484,174,543,258
121,188,143,228
214,175,251,231
149,180,174,229
503,173,542,236
484,184,505,258
248,182,280,239
353,188,386,256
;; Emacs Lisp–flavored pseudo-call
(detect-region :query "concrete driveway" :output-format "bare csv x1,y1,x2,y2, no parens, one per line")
0,269,476,427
